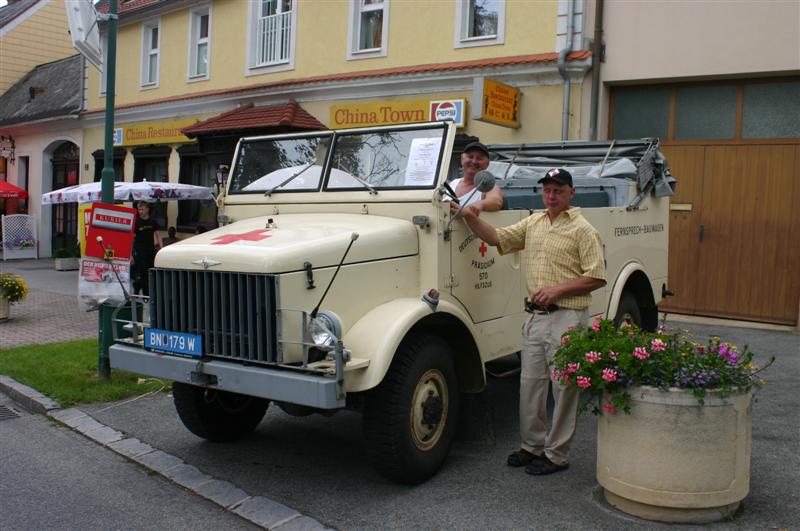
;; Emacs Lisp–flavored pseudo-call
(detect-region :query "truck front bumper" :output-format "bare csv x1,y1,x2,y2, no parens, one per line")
110,344,346,409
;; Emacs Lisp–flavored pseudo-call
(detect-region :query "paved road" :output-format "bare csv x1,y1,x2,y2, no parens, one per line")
0,392,260,531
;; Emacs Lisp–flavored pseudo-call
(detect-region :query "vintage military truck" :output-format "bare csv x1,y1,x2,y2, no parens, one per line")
110,121,675,484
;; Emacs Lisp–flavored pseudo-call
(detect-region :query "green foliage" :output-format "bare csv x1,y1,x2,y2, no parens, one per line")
0,339,168,407
0,272,29,303
53,244,81,258
551,319,774,415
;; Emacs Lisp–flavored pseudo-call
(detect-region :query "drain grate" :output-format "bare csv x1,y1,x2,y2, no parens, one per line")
0,405,21,421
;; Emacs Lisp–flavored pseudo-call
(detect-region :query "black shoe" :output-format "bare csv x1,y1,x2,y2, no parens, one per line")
507,449,544,467
525,455,569,475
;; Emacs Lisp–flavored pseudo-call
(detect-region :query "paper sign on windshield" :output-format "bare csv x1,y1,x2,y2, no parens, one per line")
404,138,442,186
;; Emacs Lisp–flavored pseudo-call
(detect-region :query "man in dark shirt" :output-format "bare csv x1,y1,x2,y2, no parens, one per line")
132,202,163,296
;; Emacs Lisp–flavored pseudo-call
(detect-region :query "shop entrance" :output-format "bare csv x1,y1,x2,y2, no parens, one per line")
50,142,79,252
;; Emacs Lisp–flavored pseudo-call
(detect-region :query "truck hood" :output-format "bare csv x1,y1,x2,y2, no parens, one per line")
155,213,418,273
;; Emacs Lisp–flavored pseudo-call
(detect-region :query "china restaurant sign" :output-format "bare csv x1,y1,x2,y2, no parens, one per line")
330,99,465,129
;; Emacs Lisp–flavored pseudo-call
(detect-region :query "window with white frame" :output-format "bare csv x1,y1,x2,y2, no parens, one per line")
189,7,211,79
455,0,505,48
141,19,161,87
348,0,388,59
248,0,294,70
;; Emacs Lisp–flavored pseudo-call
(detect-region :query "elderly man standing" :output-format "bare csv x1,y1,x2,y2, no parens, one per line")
461,168,606,475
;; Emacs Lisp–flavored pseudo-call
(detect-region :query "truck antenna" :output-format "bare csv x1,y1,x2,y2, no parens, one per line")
310,232,359,318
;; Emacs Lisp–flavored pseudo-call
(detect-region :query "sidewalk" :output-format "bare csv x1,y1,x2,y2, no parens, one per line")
0,259,97,349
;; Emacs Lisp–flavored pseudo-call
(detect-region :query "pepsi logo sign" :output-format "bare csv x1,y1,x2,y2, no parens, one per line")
429,99,465,127
434,102,457,121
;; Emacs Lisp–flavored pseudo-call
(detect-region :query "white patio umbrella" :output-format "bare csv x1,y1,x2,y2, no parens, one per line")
41,179,215,204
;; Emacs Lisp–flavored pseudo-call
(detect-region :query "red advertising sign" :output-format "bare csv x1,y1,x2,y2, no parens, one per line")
85,203,136,261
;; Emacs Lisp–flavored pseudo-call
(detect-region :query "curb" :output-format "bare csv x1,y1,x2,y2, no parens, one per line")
0,375,332,531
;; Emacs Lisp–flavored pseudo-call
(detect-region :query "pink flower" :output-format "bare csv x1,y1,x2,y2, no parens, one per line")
608,350,618,360
603,403,617,414
576,376,591,389
651,338,667,352
566,362,580,374
633,347,650,360
591,318,602,331
584,351,601,363
550,368,559,380
560,335,570,345
602,368,617,382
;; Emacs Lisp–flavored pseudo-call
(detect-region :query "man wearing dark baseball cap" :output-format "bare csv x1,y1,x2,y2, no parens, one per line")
460,166,606,476
538,167,573,187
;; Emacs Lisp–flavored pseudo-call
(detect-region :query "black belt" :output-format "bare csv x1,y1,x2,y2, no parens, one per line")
524,300,560,314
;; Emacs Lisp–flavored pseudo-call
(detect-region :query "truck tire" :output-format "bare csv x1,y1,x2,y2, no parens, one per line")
363,334,460,484
172,382,269,442
614,291,642,328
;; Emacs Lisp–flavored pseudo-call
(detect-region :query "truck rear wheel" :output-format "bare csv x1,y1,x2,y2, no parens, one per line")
172,382,269,442
363,334,459,484
614,291,642,328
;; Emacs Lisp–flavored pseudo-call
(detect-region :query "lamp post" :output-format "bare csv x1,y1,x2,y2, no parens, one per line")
98,0,118,379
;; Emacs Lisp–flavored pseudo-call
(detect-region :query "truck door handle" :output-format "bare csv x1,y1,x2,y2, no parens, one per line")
699,224,705,242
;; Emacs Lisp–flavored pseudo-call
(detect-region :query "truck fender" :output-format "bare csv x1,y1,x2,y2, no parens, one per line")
343,298,479,393
605,260,657,327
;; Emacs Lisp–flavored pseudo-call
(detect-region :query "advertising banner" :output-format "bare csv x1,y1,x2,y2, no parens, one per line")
84,203,136,261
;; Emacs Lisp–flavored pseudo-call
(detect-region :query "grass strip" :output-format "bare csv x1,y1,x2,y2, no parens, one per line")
0,338,167,407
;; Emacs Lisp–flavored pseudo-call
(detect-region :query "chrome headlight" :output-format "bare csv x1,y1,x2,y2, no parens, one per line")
308,310,342,350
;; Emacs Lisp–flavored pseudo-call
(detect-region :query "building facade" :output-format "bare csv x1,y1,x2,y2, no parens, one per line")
577,0,800,326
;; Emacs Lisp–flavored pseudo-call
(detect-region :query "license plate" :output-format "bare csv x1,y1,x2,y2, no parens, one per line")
144,328,202,357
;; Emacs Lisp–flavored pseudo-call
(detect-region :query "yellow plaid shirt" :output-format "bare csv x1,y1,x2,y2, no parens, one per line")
496,207,605,310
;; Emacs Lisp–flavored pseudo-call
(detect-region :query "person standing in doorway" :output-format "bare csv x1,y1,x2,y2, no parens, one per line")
460,168,606,475
132,202,163,296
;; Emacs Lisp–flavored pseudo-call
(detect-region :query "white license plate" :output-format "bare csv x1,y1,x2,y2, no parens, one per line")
144,328,202,357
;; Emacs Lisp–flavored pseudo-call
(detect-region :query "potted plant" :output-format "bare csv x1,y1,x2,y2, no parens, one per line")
0,272,29,321
552,319,773,524
53,244,81,271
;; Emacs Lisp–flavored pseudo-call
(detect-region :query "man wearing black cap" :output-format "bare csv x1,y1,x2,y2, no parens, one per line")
447,141,503,214
461,167,606,476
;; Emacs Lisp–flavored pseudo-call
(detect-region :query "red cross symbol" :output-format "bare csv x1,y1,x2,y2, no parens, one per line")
211,229,272,245
479,241,488,257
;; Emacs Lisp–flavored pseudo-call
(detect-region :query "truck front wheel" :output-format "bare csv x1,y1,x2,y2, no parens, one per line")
363,334,460,484
614,291,642,328
172,382,269,442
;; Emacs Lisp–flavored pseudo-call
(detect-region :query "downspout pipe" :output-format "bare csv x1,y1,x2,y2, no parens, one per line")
558,0,575,141
589,0,605,140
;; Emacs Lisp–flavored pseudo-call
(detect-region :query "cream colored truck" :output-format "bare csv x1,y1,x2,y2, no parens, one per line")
110,121,675,484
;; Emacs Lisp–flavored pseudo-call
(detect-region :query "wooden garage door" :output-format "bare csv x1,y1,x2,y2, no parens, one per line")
660,143,800,325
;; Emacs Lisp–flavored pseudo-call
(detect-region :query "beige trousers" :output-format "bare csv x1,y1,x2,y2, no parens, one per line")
519,308,586,466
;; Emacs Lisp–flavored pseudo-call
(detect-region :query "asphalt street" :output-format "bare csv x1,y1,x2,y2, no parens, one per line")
0,392,260,530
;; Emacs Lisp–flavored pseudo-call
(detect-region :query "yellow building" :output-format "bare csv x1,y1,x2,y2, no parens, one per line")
0,0,75,94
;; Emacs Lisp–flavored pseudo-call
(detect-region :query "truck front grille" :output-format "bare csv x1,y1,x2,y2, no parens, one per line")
150,268,278,364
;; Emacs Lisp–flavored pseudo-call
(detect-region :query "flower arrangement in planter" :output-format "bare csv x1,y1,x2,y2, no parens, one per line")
552,319,775,523
53,244,81,271
0,237,36,249
551,319,773,415
0,272,29,303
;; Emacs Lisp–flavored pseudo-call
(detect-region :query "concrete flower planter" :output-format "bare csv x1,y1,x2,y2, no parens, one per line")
54,257,80,271
0,296,9,321
597,385,752,523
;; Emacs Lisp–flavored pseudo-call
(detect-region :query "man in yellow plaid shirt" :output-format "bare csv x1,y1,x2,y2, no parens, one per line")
462,168,606,476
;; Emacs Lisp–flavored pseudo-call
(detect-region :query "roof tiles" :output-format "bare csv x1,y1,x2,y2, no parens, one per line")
181,101,327,136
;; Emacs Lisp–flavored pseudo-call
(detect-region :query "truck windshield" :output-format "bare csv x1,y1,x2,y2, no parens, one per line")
230,135,333,194
325,126,446,190
228,124,447,195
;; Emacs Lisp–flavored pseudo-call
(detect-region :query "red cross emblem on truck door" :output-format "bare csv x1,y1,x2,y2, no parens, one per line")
479,241,488,257
211,229,272,245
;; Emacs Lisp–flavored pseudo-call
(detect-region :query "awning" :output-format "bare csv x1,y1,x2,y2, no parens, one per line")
0,180,27,199
181,101,326,138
